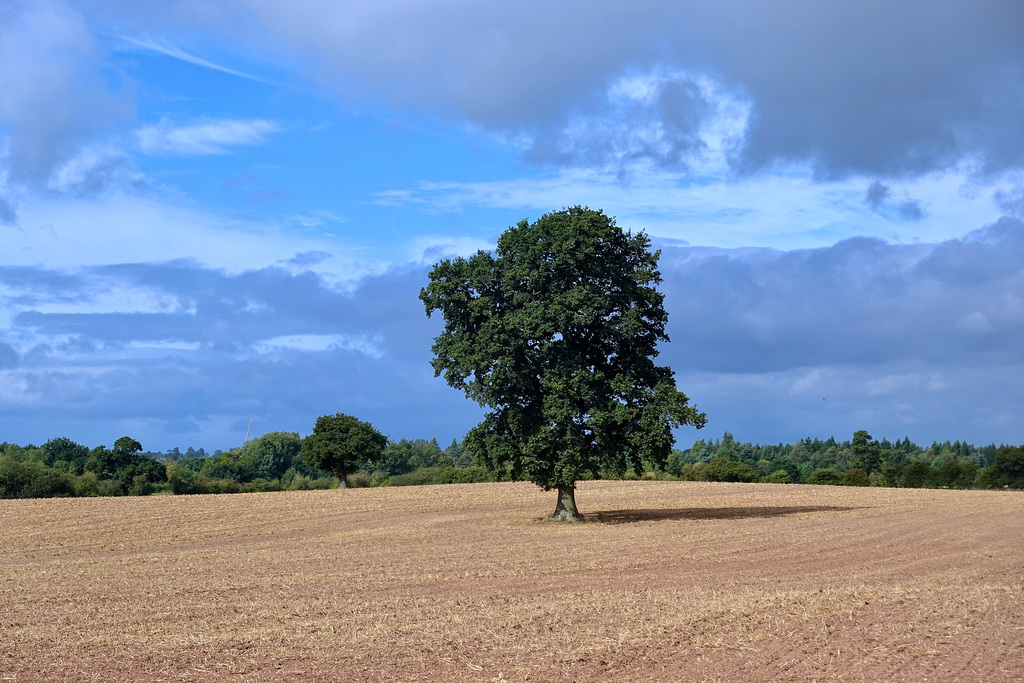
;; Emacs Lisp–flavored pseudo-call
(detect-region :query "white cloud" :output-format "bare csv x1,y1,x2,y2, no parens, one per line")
254,333,384,357
536,68,752,174
0,1,130,185
377,163,1016,250
46,144,147,195
7,193,384,279
136,118,281,156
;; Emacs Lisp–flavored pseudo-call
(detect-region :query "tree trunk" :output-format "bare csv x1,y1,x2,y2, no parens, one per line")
338,475,348,489
550,484,582,522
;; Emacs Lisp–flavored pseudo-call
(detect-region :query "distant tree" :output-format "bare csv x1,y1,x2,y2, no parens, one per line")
880,465,903,488
705,456,756,483
446,439,474,468
83,437,165,493
42,437,89,474
112,437,143,471
901,461,932,488
239,431,302,481
851,430,881,474
83,446,111,478
762,469,792,484
421,207,705,520
301,413,387,488
807,468,843,485
978,445,1024,488
665,450,687,477
841,468,870,487
0,458,75,499
375,438,449,477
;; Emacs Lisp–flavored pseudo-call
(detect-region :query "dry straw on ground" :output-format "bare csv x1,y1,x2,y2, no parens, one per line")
2,480,1022,681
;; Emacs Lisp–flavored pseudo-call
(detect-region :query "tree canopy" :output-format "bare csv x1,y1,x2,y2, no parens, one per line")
420,206,706,520
300,413,387,488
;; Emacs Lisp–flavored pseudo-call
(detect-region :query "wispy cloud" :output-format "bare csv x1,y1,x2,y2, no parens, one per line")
136,118,281,156
116,35,279,85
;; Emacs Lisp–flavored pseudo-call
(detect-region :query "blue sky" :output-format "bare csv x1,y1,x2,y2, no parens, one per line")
2,1,1023,452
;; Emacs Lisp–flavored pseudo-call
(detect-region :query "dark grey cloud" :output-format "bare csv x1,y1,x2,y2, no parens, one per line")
995,187,1024,218
865,181,891,209
660,217,1024,374
0,196,17,225
4,217,1024,448
283,250,332,266
865,181,926,220
1,258,481,449
0,342,18,368
186,0,1024,177
0,265,91,305
1,0,1017,201
654,219,1024,443
898,200,925,221
57,1,1022,180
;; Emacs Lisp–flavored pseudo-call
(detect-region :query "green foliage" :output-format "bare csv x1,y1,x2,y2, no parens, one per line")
2,426,1019,498
978,445,1024,488
0,457,75,499
386,468,448,487
807,468,843,485
851,430,881,473
664,449,689,476
446,439,474,467
841,468,870,487
762,469,792,484
301,413,388,482
167,464,204,495
128,474,153,496
285,473,338,490
345,472,372,488
82,436,166,492
245,478,284,493
74,471,101,497
676,462,709,481
705,456,756,483
420,206,705,493
881,465,903,488
931,458,979,489
238,431,302,482
386,465,495,487
902,461,932,488
42,437,89,474
377,438,449,477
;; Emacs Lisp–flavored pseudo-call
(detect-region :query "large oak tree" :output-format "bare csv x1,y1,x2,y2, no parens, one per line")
420,207,705,520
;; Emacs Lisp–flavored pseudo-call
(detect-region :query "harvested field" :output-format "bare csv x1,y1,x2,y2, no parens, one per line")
2,481,1023,682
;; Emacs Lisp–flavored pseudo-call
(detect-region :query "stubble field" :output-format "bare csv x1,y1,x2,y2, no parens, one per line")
1,480,1022,681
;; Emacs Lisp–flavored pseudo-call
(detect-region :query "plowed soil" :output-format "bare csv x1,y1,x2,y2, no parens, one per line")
2,481,1022,681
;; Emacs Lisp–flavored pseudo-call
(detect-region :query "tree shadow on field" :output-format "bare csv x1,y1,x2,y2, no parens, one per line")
585,505,858,524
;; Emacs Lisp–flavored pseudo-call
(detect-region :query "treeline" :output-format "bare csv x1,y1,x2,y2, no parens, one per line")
0,432,489,499
2,429,1023,500
664,431,1024,489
